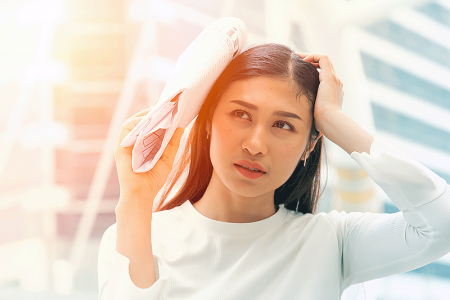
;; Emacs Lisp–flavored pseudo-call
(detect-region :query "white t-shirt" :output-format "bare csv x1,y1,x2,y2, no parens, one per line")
98,138,450,299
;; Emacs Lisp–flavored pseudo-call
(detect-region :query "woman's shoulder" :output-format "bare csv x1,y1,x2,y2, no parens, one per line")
102,222,117,240
152,201,188,221
281,207,345,230
284,207,370,237
283,206,345,220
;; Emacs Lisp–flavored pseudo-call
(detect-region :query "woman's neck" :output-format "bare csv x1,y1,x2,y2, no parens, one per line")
193,171,278,223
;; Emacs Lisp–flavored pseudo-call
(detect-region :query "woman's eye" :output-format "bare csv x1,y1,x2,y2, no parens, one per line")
231,110,295,131
275,121,294,131
233,110,250,120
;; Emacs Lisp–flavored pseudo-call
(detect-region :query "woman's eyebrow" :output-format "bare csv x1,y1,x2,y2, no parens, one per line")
229,100,302,120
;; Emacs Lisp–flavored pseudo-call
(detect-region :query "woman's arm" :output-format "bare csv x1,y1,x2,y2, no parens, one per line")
298,52,450,289
297,53,374,155
98,108,184,297
115,194,157,288
329,139,450,289
316,109,374,155
98,222,163,299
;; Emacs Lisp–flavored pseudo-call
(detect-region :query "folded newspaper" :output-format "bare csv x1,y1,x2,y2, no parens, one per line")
120,17,248,173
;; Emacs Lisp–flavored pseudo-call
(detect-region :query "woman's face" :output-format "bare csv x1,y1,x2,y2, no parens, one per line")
208,76,313,198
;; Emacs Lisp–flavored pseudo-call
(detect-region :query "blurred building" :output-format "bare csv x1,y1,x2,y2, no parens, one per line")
354,1,450,299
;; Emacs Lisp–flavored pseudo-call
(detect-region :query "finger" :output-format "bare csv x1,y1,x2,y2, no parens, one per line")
296,53,318,65
134,107,152,118
295,52,309,58
116,116,145,150
123,108,152,125
301,53,324,63
155,127,185,172
295,53,321,68
304,54,335,73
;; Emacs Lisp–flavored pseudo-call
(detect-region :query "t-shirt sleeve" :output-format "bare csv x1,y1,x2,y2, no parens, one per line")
326,137,450,290
97,223,164,300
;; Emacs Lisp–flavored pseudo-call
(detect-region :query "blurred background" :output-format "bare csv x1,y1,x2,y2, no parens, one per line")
0,0,449,299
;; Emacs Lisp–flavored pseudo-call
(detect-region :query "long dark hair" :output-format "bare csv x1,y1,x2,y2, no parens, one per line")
155,43,325,214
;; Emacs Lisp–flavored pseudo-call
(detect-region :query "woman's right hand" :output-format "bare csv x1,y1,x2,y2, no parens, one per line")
114,108,185,203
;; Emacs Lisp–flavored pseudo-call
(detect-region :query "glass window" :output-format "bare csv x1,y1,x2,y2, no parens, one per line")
361,54,450,110
418,2,450,28
366,20,450,69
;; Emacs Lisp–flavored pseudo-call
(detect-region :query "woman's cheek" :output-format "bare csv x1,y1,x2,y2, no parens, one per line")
218,120,236,142
285,144,304,171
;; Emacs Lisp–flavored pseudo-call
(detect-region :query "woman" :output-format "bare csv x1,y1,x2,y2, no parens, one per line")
98,44,450,299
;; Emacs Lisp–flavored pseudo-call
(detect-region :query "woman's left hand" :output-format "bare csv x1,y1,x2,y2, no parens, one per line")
296,53,344,134
297,53,374,155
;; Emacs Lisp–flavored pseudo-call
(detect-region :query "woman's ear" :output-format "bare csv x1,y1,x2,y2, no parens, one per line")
304,133,323,159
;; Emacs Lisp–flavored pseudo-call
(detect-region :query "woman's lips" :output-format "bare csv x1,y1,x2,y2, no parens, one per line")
234,160,266,173
235,164,265,179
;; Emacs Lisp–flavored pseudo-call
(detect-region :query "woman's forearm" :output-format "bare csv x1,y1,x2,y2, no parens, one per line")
298,53,374,155
319,110,374,155
115,194,157,288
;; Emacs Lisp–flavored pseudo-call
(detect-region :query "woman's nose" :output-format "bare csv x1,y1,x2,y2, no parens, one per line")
242,126,268,156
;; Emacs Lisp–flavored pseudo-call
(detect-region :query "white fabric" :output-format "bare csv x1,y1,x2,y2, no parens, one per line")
120,17,247,173
98,138,450,299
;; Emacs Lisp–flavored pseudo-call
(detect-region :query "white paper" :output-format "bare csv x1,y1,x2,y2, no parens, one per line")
121,17,247,173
